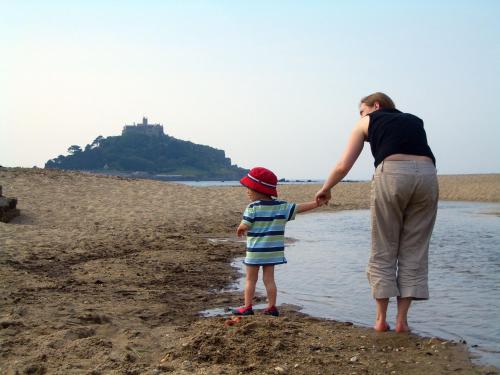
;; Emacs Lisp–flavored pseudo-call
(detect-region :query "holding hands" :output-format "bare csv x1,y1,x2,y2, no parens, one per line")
315,188,331,206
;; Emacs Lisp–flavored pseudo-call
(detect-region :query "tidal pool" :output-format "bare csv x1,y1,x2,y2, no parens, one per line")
229,201,500,366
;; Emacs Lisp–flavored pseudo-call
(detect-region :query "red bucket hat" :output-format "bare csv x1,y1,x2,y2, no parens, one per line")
240,167,278,197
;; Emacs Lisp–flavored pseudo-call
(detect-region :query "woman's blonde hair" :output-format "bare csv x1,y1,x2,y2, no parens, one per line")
360,92,395,109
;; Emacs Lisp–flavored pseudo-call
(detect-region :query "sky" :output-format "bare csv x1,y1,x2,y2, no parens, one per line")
1,0,499,180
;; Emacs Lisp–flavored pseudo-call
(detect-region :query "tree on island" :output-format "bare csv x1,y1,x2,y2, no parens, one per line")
67,145,82,155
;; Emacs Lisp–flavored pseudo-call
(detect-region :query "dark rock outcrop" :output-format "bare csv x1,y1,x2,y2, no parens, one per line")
0,185,20,223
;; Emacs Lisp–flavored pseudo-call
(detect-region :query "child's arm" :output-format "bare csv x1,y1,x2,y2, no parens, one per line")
296,200,320,214
237,222,250,237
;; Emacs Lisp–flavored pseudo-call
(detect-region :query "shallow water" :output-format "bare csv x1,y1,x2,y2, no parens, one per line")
230,201,500,366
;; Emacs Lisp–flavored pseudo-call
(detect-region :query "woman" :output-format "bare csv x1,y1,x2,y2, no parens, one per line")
315,92,438,333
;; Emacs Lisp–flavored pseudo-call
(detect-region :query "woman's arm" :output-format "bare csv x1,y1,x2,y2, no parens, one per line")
315,116,369,205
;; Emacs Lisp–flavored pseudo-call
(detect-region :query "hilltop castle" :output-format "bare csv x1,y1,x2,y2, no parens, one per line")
122,117,164,137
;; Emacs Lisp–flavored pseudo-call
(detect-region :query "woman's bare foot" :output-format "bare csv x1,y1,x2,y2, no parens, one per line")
395,321,410,333
374,320,390,332
374,298,390,332
395,298,412,333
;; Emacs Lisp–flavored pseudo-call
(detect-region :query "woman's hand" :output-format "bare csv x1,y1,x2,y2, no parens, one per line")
315,189,331,206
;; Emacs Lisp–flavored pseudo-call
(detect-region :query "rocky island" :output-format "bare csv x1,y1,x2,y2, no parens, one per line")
45,117,248,181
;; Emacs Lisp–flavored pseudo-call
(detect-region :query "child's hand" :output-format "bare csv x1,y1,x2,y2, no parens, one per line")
236,223,249,237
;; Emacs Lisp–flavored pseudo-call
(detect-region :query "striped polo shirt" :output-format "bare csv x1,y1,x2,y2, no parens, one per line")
241,199,297,265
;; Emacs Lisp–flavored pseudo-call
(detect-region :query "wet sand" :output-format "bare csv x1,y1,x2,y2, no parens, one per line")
0,168,499,374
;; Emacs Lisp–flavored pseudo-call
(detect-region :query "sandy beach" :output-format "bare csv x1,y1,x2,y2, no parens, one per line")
1,168,499,375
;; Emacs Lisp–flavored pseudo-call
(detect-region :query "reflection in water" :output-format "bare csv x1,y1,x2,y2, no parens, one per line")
233,201,500,366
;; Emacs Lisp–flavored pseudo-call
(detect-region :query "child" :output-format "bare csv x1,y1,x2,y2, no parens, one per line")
232,167,320,317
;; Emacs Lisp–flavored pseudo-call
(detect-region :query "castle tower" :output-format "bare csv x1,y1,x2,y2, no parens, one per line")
122,117,164,137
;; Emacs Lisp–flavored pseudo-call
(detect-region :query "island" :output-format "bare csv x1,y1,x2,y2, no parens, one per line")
45,117,249,181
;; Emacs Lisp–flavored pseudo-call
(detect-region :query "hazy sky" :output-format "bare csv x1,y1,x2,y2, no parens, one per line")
1,0,499,180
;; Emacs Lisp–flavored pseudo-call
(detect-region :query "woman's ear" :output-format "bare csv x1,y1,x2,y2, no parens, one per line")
373,102,380,110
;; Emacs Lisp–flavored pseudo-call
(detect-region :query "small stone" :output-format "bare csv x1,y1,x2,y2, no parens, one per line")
350,356,358,362
23,364,46,374
274,366,286,374
125,353,136,362
294,364,299,368
156,365,174,373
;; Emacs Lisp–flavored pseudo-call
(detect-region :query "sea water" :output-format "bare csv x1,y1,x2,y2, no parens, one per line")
229,201,500,366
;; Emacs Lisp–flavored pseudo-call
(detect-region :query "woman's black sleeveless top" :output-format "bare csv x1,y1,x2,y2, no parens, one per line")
367,108,436,167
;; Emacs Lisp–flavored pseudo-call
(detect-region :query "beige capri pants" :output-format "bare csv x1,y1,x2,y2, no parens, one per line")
367,160,439,300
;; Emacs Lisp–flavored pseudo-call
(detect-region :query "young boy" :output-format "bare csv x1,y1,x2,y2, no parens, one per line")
232,167,320,317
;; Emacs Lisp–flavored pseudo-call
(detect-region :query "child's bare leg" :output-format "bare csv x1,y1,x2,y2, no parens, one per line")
262,265,277,307
244,265,259,307
396,297,412,333
374,298,390,331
